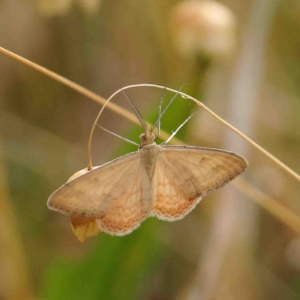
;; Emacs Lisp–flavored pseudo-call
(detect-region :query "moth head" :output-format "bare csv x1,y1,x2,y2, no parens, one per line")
140,130,156,147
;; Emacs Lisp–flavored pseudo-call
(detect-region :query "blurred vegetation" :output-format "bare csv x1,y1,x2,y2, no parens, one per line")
1,0,300,299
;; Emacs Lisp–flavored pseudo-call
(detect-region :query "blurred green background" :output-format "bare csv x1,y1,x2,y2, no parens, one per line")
1,0,300,299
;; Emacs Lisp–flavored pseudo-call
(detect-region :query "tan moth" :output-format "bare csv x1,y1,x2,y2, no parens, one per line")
47,87,248,238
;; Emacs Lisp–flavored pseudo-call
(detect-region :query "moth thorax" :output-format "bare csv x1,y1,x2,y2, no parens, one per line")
140,144,159,180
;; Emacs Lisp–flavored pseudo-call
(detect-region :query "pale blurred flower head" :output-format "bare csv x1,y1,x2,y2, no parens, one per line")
169,0,237,59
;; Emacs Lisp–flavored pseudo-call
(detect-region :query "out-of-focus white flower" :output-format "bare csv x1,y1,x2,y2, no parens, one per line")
169,0,237,59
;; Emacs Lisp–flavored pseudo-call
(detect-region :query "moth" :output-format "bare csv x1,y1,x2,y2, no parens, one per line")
47,88,248,237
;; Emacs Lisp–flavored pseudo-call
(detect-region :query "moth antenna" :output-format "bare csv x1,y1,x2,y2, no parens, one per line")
96,124,139,146
151,83,188,133
161,113,195,145
155,86,166,140
88,86,148,170
121,90,148,133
